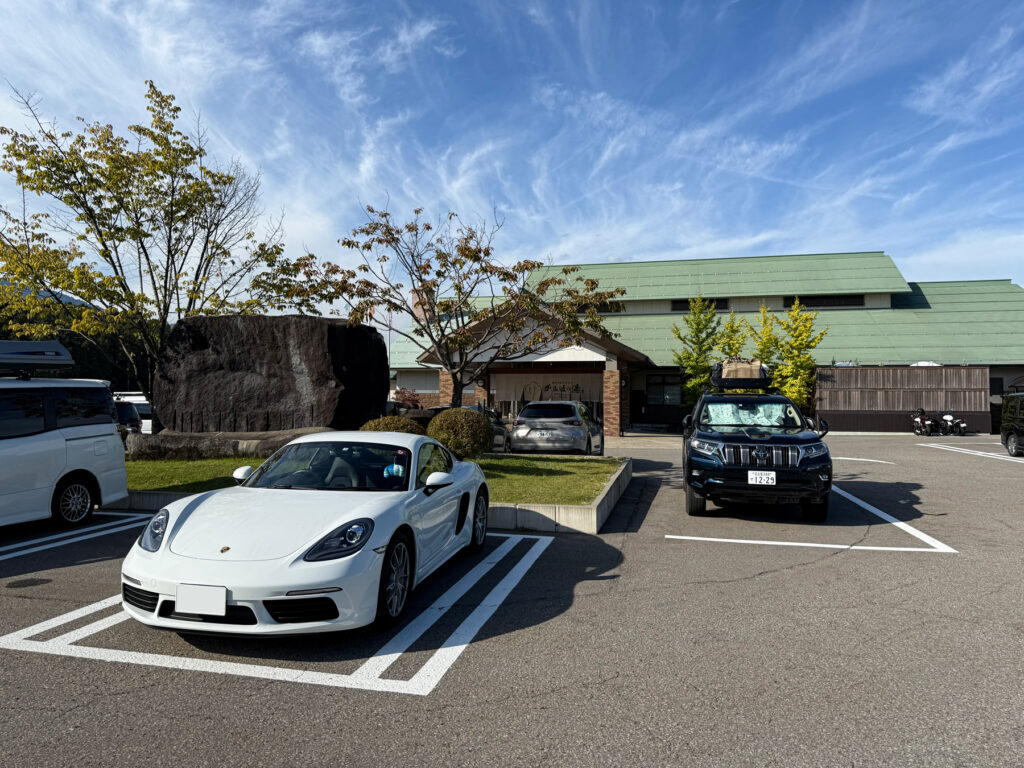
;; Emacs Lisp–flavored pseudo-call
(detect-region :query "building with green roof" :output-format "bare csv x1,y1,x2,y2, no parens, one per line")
390,251,1024,433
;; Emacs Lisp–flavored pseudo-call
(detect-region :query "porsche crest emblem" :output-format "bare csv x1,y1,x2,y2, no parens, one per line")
220,546,231,553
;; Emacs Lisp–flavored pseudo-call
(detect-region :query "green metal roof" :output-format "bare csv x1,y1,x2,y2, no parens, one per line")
600,280,1024,367
530,251,911,301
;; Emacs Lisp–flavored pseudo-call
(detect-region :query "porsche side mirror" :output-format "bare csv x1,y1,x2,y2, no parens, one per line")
232,465,253,484
424,471,454,495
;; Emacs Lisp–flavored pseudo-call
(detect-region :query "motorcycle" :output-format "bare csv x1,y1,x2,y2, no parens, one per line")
937,410,968,436
911,409,936,436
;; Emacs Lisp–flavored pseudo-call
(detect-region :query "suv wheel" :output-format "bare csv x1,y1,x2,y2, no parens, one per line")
685,484,707,516
801,494,829,524
1008,434,1022,457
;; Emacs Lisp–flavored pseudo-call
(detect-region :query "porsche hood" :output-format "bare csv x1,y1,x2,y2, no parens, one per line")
167,487,396,562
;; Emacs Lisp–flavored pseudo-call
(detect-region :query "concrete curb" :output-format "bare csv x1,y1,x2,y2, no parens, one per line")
107,456,634,535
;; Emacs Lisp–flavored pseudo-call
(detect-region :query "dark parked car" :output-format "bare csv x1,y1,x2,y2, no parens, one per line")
682,390,832,522
115,401,142,433
1000,392,1024,456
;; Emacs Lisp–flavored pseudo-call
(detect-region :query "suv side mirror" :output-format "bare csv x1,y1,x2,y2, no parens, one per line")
232,465,253,484
818,418,829,438
804,417,816,430
683,414,693,429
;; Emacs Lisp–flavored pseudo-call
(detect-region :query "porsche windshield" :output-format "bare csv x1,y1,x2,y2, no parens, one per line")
245,441,412,491
699,400,803,430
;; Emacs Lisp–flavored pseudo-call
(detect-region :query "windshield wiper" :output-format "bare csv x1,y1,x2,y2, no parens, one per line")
268,484,318,490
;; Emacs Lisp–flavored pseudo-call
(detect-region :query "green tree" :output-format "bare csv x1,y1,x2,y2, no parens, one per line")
263,206,626,408
0,82,304,397
774,298,828,410
714,310,748,359
672,295,721,401
744,304,781,372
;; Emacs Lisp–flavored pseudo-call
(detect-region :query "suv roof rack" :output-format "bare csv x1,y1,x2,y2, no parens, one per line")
0,340,74,380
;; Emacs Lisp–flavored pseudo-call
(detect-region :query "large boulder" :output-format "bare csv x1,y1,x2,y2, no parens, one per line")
153,315,388,433
126,427,333,460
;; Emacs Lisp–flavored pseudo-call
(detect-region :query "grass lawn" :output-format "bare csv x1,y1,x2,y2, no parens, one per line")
126,455,622,505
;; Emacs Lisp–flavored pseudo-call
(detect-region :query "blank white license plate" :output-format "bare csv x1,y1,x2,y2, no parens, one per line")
747,470,776,486
176,584,227,616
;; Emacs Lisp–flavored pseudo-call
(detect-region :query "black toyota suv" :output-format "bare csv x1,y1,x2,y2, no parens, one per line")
682,391,832,522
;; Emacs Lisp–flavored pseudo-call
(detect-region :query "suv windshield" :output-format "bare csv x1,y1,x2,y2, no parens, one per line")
700,400,802,430
245,441,412,492
519,404,575,419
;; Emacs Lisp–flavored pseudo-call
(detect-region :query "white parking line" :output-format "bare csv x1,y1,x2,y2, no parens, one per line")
665,484,956,554
920,443,1024,464
0,533,551,696
831,457,896,464
0,516,151,563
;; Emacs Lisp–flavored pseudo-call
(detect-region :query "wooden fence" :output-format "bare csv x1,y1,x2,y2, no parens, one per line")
815,366,991,432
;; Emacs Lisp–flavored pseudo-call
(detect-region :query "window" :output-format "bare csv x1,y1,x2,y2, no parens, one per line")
55,387,116,428
700,400,802,429
671,298,728,312
597,301,624,313
783,294,864,308
519,403,576,420
0,390,46,439
416,443,452,489
646,375,682,406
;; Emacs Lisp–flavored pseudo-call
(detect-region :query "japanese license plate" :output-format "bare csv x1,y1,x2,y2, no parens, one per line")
176,584,226,616
747,470,776,486
535,430,553,438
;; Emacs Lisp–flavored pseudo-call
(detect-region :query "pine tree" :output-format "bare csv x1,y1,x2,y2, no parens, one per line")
672,296,721,401
774,298,828,410
714,310,748,359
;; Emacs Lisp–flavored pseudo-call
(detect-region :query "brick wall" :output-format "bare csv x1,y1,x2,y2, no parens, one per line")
603,369,621,436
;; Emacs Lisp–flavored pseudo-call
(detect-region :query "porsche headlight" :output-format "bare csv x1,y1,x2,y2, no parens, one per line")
801,442,829,461
690,438,722,458
304,519,375,562
139,509,169,552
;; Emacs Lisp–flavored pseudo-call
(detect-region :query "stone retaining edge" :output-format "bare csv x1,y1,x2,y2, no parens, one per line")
105,457,634,535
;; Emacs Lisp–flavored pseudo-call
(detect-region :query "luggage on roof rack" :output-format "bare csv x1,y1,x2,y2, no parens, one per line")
710,358,772,389
0,340,74,373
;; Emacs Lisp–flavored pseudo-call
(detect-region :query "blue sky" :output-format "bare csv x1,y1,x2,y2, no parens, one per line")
1,0,1022,286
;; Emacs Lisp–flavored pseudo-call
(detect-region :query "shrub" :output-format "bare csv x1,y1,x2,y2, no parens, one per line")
427,408,493,459
359,415,426,435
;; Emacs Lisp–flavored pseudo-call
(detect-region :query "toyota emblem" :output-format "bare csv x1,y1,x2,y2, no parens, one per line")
752,447,770,460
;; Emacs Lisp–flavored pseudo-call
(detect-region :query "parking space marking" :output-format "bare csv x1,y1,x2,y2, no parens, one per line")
831,457,895,464
0,515,151,563
665,483,956,554
0,533,551,696
920,443,1024,464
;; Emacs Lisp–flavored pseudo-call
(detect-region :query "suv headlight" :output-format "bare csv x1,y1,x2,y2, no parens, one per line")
139,509,169,552
801,442,829,461
304,519,375,562
690,439,722,458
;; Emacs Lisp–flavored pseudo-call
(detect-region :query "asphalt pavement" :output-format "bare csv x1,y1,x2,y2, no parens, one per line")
1,434,1021,767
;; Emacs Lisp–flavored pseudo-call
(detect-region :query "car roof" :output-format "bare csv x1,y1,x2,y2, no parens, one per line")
0,378,110,389
288,431,431,450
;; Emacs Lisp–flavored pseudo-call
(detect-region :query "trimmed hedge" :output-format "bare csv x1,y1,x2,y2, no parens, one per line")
428,408,493,459
359,415,427,435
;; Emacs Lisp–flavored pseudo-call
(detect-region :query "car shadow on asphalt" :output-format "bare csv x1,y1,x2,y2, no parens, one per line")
0,518,144,583
179,531,624,664
711,476,928,527
600,458,676,534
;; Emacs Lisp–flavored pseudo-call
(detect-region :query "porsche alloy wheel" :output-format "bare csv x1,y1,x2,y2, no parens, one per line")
377,534,411,627
467,494,487,553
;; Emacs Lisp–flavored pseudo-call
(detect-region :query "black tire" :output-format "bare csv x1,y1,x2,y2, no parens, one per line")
595,438,604,456
585,438,592,456
51,476,96,527
466,492,488,554
685,483,707,516
375,532,413,628
1008,434,1022,457
913,426,923,436
801,494,829,524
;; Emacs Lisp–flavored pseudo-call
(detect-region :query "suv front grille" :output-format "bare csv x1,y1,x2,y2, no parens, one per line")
122,583,159,613
722,444,799,468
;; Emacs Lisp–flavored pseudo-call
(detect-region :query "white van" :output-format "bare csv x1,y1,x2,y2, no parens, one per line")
0,378,129,527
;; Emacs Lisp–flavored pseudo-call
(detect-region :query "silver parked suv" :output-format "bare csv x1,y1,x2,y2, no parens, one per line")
509,401,604,455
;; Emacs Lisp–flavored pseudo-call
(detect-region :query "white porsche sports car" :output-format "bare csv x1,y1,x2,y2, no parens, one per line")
121,432,489,635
